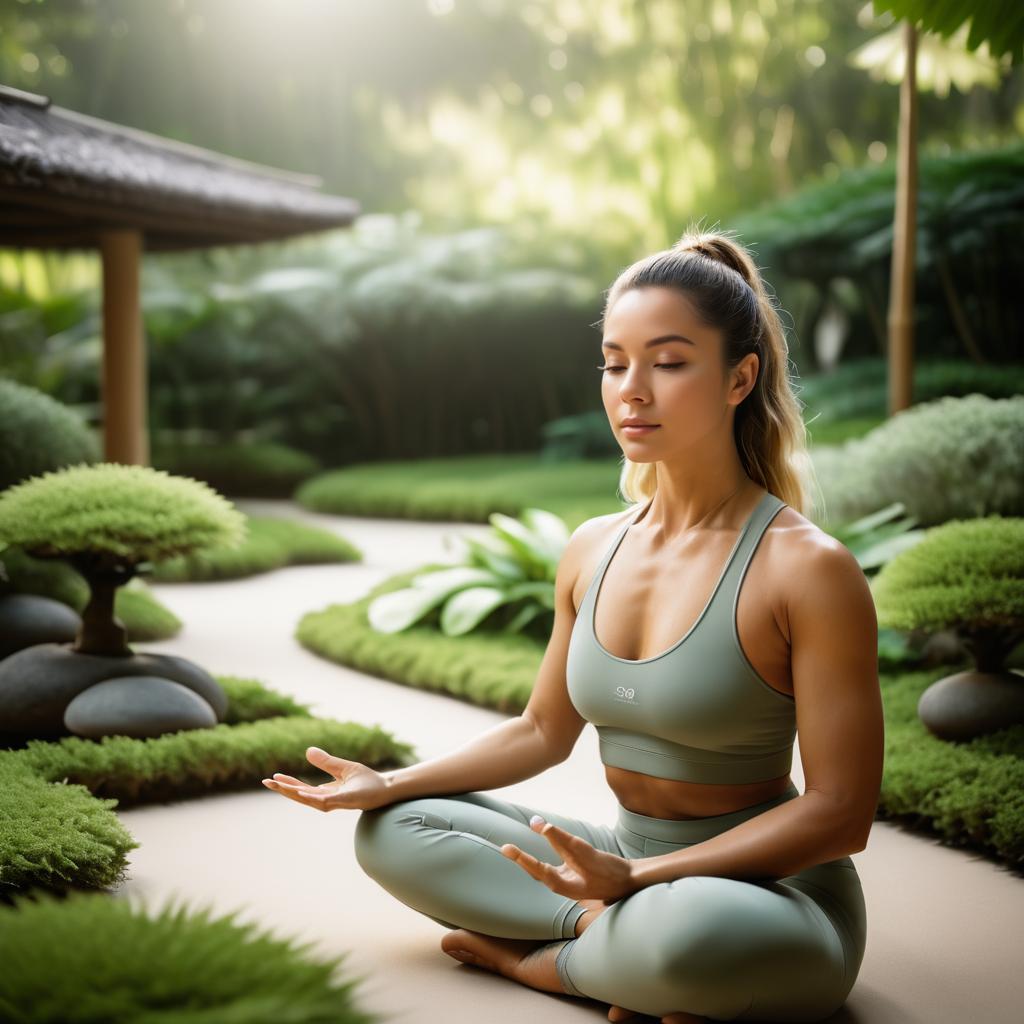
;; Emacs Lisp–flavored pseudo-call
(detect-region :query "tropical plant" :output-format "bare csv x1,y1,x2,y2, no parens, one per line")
823,501,925,574
730,142,1024,367
367,507,570,639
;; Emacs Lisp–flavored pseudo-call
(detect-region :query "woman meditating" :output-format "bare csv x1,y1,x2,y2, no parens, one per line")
262,227,883,1023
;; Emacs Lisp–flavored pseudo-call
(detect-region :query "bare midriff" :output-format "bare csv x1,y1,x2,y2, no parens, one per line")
606,766,793,820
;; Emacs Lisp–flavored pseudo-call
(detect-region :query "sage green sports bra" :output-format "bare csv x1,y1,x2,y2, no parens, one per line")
566,489,796,786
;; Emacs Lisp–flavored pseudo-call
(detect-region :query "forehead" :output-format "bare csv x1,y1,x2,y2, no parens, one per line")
602,287,712,345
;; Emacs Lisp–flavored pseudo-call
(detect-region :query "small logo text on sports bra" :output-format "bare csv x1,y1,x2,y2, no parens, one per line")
613,685,638,706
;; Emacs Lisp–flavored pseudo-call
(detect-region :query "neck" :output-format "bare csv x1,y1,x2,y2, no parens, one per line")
637,472,757,542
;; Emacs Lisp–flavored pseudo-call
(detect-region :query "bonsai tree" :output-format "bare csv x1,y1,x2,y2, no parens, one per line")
0,462,245,655
0,462,247,739
870,515,1024,740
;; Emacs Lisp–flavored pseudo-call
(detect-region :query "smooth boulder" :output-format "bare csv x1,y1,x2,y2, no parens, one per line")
0,642,229,739
0,593,82,659
64,675,218,739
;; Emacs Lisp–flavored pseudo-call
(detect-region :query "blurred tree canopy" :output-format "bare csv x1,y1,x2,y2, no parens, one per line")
2,0,1022,263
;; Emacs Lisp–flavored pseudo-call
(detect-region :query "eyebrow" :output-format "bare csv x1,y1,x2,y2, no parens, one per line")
601,334,697,350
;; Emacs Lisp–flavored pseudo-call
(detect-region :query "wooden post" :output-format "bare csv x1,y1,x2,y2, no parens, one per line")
98,229,149,466
888,20,918,415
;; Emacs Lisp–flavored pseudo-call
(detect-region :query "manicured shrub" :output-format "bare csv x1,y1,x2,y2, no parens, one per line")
0,379,99,492
811,394,1024,527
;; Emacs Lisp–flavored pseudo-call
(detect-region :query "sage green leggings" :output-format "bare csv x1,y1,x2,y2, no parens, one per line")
353,781,867,1022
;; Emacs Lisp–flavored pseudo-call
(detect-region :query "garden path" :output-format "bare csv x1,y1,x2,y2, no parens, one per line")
113,499,1023,1024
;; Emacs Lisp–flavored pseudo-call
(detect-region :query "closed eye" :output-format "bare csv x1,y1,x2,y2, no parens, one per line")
596,363,687,372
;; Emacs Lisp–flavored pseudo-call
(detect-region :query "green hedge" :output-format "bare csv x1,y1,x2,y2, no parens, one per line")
0,676,417,894
151,439,323,498
295,453,626,527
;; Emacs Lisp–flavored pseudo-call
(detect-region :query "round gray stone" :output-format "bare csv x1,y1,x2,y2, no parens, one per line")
64,675,218,739
0,593,82,659
918,668,1024,740
0,642,228,739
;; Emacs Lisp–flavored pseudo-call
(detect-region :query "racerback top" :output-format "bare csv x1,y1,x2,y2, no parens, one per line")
566,489,796,785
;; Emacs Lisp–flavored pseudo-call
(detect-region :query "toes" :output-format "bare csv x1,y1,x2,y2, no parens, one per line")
608,1005,640,1022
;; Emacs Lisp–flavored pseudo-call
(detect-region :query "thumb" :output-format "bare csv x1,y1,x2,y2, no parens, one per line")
306,746,339,770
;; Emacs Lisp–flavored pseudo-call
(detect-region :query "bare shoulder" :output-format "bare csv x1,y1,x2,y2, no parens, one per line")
764,504,872,642
563,505,640,613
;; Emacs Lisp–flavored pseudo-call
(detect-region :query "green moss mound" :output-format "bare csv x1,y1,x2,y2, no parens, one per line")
0,380,100,492
870,517,1024,633
0,676,417,894
148,515,359,582
0,890,378,1024
152,440,323,498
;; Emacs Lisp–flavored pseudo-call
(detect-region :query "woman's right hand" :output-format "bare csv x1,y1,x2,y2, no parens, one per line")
261,746,394,812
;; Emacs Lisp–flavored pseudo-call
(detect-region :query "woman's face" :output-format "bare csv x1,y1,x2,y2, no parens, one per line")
599,285,751,459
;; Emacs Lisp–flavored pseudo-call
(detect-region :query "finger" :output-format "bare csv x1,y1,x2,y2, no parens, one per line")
269,773,307,786
499,843,564,887
263,778,316,796
262,779,328,811
530,817,592,860
305,746,349,774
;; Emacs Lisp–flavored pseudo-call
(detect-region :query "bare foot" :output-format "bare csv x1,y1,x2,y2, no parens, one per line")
440,928,566,993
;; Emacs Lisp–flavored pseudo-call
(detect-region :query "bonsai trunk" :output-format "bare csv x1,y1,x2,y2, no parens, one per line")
67,553,138,657
961,624,1023,674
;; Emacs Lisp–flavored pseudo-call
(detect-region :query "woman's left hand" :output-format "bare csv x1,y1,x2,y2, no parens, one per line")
499,815,637,904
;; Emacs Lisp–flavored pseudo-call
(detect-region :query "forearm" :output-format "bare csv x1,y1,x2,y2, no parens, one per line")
629,792,866,889
380,714,558,801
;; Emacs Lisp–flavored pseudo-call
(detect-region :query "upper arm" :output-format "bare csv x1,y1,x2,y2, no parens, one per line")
520,519,600,762
787,537,884,849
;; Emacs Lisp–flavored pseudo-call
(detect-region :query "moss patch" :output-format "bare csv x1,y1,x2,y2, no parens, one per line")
148,515,359,582
0,889,378,1023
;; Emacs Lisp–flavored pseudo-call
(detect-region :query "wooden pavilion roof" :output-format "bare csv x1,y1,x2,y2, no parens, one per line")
0,84,361,251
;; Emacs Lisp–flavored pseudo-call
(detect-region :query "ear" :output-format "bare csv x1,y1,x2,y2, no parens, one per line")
727,351,759,405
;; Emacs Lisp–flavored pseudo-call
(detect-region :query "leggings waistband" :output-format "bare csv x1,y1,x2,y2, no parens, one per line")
615,781,800,845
